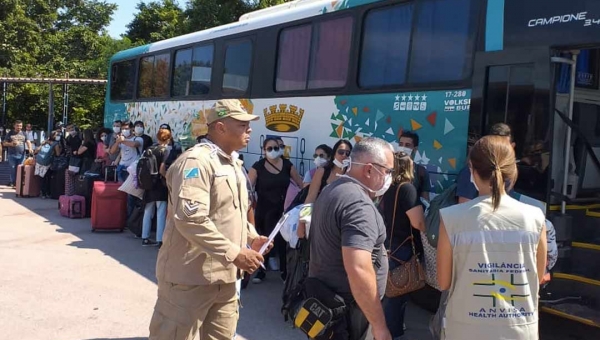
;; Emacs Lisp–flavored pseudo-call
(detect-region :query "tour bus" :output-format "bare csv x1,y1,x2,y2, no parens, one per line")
105,0,600,334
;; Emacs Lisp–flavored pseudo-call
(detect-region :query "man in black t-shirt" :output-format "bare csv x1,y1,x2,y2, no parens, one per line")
398,131,431,201
309,137,394,340
134,120,153,151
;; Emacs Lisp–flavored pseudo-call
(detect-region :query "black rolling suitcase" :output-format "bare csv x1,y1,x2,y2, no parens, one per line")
49,167,66,199
74,173,100,218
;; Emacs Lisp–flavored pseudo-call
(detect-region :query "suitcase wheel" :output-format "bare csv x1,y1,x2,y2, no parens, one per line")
120,229,125,233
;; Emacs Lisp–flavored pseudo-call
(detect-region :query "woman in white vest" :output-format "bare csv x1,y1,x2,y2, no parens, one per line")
437,135,547,340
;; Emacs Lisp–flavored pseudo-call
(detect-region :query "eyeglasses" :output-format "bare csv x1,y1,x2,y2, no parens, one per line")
313,153,327,158
371,162,394,175
266,146,280,152
337,149,351,157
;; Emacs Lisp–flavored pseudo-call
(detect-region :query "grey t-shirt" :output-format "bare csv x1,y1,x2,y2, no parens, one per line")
308,177,388,299
5,130,26,155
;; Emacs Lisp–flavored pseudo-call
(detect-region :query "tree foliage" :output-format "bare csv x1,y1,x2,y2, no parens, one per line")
1,0,292,131
125,0,185,45
0,0,119,130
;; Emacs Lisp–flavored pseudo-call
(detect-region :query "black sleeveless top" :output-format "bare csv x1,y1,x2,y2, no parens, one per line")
252,158,293,207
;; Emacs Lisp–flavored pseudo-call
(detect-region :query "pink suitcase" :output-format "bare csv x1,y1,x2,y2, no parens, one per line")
16,164,41,198
91,181,127,231
59,195,86,219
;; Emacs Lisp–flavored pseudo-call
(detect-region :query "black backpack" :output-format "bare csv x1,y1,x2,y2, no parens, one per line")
136,147,159,190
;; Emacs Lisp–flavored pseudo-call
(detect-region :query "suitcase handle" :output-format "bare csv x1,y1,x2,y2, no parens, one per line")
104,165,118,183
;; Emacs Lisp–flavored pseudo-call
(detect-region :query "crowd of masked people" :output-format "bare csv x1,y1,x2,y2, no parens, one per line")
2,119,183,248
243,122,557,340
4,103,557,340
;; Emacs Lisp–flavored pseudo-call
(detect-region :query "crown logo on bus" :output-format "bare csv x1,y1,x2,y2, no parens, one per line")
263,104,305,132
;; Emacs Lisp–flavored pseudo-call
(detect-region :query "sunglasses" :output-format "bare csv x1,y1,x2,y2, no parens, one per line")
266,146,280,152
337,149,351,157
313,153,327,158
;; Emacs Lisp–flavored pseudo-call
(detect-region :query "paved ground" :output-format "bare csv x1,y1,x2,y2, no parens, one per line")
0,185,432,340
2,181,599,340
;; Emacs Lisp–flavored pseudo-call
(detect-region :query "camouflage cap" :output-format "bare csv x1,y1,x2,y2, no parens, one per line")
206,99,259,125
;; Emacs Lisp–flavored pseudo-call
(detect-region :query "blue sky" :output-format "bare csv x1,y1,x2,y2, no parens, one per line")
107,0,155,38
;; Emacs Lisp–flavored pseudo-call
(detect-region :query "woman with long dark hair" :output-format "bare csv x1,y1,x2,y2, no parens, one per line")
76,128,97,174
304,139,352,204
379,151,426,339
248,137,303,283
437,135,547,339
94,128,111,169
302,144,333,187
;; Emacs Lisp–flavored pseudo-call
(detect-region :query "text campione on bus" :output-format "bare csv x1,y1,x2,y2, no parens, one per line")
105,0,600,335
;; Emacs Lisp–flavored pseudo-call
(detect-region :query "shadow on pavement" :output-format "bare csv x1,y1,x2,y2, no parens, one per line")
0,188,159,283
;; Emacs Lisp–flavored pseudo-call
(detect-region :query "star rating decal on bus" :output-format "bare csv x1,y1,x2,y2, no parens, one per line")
393,93,428,112
329,90,472,193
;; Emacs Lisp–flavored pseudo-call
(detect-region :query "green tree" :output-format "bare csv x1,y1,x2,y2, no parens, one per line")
183,0,253,32
0,0,118,130
125,0,185,44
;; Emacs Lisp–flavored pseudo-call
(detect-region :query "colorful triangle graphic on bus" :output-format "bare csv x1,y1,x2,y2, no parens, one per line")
444,119,455,135
448,158,457,169
410,119,422,131
427,112,437,126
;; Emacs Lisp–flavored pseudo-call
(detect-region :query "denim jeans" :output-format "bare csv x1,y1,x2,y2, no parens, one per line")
142,201,167,241
383,245,413,338
7,153,24,184
116,164,129,182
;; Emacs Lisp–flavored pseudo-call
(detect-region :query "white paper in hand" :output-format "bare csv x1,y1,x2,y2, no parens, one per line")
259,213,289,255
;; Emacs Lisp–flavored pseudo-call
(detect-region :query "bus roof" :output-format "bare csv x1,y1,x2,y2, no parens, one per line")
110,0,378,63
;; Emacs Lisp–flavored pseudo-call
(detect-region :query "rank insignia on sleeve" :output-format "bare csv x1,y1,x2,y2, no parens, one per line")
183,200,200,217
183,168,200,179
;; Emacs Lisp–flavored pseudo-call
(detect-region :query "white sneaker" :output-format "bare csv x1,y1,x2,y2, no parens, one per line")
268,257,280,271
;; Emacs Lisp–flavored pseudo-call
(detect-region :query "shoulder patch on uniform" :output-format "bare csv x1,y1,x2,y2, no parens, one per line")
184,168,200,179
182,200,200,217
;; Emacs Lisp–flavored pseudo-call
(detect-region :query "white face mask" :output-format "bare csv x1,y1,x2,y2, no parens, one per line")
470,170,480,192
100,136,106,142
314,157,328,168
266,150,279,160
113,127,121,133
398,146,413,156
376,173,393,197
134,126,144,135
333,158,350,169
122,129,131,137
55,136,61,141
65,131,70,138
347,160,393,197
